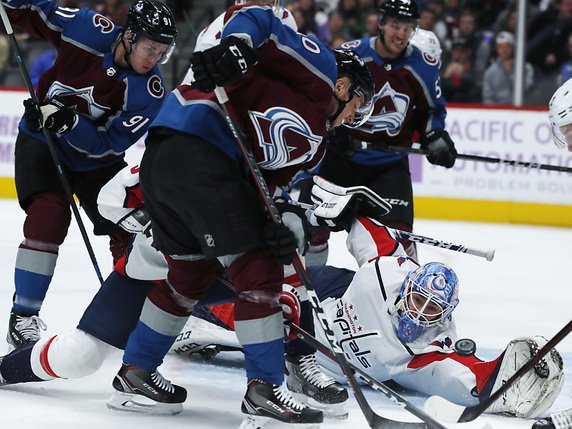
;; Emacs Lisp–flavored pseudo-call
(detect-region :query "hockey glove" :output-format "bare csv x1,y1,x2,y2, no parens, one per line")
310,191,359,232
421,129,457,168
264,199,310,265
119,208,152,237
190,35,258,93
24,97,78,134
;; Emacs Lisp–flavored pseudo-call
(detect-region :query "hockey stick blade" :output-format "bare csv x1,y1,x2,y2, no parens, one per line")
289,323,448,429
424,319,572,423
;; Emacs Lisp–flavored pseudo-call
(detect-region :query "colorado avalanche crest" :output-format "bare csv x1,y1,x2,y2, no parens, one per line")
249,107,322,170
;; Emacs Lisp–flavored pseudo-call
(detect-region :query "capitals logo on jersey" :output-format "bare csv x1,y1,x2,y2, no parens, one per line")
249,107,322,170
359,82,410,136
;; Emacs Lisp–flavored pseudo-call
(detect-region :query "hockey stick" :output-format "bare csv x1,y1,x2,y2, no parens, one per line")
362,143,572,174
213,86,443,429
0,3,103,284
424,319,572,423
288,322,447,429
310,177,495,261
388,227,495,261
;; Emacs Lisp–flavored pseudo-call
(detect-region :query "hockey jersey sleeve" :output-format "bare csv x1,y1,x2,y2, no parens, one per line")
4,0,115,52
60,74,165,158
346,216,406,266
97,164,144,225
221,5,337,90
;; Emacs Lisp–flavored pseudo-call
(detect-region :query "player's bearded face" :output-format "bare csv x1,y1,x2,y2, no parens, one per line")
130,37,170,73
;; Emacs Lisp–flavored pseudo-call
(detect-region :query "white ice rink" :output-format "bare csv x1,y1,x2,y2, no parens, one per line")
0,198,570,429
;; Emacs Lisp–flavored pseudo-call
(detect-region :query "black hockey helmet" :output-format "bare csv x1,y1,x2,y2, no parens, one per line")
124,0,178,63
379,0,420,22
333,49,375,128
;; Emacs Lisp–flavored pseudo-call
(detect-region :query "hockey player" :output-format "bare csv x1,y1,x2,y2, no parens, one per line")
172,175,566,420
549,77,572,152
0,165,349,418
110,1,375,425
3,0,177,350
300,0,457,263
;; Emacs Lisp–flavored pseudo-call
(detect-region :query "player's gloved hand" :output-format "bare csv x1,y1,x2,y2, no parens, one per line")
280,285,301,341
264,199,310,264
325,126,354,157
119,208,151,237
310,181,360,231
421,129,457,168
190,35,258,93
24,96,78,134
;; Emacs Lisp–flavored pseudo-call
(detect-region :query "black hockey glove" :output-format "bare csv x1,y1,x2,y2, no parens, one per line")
190,35,258,93
264,200,310,265
421,129,457,168
325,126,354,157
24,96,78,134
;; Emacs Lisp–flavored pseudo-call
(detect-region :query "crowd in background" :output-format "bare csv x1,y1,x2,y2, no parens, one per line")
1,0,572,106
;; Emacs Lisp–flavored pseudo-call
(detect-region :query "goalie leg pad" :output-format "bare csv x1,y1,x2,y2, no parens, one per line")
486,336,564,418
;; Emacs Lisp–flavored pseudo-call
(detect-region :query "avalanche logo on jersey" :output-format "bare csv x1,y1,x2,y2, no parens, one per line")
47,81,109,119
358,82,410,136
249,107,322,170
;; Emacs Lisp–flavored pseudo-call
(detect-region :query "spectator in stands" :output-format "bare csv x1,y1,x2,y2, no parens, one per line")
364,10,378,36
454,9,493,79
29,48,56,88
0,34,8,73
464,0,508,32
527,0,572,75
337,0,362,38
93,0,129,26
323,10,349,44
441,37,481,102
292,0,318,35
559,33,572,84
425,0,448,43
482,31,534,105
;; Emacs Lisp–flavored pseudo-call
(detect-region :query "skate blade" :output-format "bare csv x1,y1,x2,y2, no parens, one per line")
239,415,321,429
291,392,348,420
106,391,183,415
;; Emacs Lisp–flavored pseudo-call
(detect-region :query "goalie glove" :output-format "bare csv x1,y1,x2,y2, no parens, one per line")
280,284,301,341
484,336,564,418
310,189,359,232
118,208,151,237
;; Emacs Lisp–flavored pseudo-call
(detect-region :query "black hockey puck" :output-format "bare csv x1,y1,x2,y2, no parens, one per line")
454,338,476,357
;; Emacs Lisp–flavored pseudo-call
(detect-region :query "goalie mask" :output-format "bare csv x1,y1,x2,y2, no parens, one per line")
548,79,572,151
396,262,459,342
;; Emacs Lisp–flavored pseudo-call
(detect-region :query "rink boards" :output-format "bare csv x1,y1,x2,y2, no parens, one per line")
0,89,570,227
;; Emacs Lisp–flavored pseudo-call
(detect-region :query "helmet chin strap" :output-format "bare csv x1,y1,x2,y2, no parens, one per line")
329,92,354,125
122,38,134,69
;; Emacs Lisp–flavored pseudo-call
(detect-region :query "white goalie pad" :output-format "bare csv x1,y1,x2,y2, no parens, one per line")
487,336,564,418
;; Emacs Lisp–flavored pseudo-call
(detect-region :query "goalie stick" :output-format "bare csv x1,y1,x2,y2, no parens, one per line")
310,177,495,261
424,319,572,423
0,2,103,284
213,86,443,429
288,322,447,429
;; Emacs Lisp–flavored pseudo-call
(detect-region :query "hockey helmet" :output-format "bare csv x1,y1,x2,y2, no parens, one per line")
124,0,178,64
234,0,282,14
333,49,375,128
379,0,420,22
410,29,442,60
396,262,459,342
548,79,572,150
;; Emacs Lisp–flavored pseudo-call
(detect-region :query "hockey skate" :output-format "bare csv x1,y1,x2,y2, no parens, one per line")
107,363,187,415
6,311,46,350
285,354,349,419
240,378,323,429
533,408,572,429
487,336,564,418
